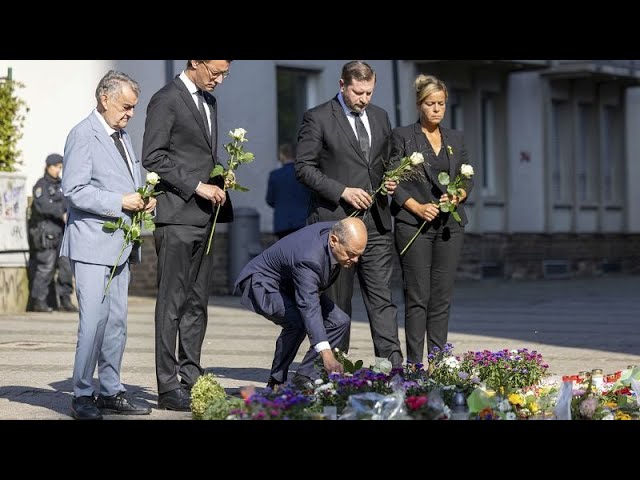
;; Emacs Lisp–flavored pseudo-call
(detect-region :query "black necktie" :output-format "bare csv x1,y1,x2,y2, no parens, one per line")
110,132,132,177
197,90,210,134
352,112,370,161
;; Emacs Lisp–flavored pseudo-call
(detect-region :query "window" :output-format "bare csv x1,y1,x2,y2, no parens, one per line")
602,105,623,204
481,94,496,195
550,100,571,203
276,67,316,148
576,103,597,202
449,90,463,131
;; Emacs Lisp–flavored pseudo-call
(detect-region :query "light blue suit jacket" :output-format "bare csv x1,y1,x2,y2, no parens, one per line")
60,111,142,267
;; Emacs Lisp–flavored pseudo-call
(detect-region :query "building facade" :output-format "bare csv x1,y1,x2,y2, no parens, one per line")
1,60,639,307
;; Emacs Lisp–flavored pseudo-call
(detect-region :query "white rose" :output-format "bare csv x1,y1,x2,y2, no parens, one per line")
409,152,424,166
146,172,160,186
230,128,247,142
444,356,460,368
461,164,474,178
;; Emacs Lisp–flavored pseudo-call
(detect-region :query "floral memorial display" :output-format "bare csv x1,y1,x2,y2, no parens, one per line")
190,344,640,420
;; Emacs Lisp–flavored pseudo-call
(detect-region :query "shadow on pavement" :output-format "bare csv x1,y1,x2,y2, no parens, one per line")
0,380,156,418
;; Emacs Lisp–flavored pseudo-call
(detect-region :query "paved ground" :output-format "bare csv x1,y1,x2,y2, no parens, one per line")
1,274,639,420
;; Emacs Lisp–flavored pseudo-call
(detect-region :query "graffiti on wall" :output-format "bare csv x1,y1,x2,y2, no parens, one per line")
0,173,29,251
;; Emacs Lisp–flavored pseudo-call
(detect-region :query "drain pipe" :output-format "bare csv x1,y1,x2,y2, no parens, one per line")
391,60,401,127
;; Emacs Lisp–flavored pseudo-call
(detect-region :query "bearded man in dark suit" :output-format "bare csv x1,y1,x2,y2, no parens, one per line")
295,60,403,369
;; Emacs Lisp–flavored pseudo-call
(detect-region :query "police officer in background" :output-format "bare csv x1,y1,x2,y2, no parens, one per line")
28,154,77,312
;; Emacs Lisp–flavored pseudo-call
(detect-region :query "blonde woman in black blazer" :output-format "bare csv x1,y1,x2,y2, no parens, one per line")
390,74,474,364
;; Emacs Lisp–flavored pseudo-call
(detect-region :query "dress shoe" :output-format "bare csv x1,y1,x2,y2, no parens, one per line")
96,391,151,415
266,377,284,392
157,388,191,412
32,299,53,313
291,374,315,392
58,296,78,312
71,395,103,420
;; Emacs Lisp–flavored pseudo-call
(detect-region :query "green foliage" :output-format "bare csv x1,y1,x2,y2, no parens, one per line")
191,373,227,419
0,75,29,172
201,396,244,420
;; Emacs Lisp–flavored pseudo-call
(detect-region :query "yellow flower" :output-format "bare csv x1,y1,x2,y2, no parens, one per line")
508,393,525,407
615,410,631,420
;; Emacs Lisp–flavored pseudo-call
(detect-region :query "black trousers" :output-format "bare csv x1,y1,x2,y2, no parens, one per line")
323,218,403,367
30,246,73,304
394,220,465,364
153,224,213,394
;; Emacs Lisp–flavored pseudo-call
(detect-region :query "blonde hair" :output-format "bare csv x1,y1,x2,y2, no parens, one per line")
414,74,448,105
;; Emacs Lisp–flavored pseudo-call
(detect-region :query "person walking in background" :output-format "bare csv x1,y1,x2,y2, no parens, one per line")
61,70,155,419
234,218,368,390
390,74,474,364
28,154,77,313
142,60,233,412
295,60,403,369
266,143,311,239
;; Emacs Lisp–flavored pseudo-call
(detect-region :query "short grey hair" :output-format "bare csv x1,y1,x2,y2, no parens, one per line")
330,219,350,244
95,70,140,102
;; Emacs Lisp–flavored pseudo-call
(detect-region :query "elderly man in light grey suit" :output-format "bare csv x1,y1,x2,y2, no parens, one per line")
60,70,155,420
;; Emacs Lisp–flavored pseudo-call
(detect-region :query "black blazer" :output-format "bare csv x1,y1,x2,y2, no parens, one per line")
142,76,233,227
390,122,474,226
295,95,393,233
234,222,342,346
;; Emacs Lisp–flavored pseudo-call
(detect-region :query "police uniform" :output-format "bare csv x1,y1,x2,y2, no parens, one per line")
28,154,76,312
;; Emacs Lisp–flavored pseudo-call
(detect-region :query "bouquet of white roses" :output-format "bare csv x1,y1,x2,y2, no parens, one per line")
400,163,474,256
205,128,255,255
103,172,161,296
350,151,425,218
437,163,474,224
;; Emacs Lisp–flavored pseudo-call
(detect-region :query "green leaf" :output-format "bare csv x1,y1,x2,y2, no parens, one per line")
438,172,450,185
231,184,249,192
440,203,451,213
452,211,462,223
447,184,458,195
354,360,363,371
210,165,224,178
239,151,255,163
344,358,355,373
103,221,118,231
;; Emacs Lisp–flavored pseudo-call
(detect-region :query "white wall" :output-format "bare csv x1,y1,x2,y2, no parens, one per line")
0,60,115,191
112,60,167,161
626,86,640,233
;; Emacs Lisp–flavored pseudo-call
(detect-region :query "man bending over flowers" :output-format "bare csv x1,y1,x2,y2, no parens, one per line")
234,218,367,391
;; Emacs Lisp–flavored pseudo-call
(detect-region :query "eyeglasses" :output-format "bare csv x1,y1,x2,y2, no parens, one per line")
201,62,230,80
